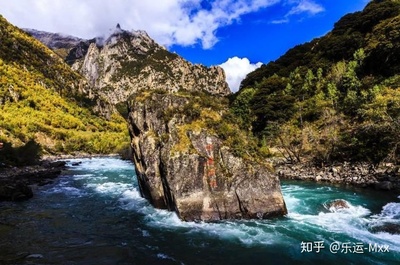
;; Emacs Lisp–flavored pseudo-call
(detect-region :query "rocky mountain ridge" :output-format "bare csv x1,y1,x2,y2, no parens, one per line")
24,28,84,50
27,26,230,107
23,28,93,64
72,25,230,105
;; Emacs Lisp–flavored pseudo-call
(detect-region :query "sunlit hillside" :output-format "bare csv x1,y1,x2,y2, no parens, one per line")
0,15,129,156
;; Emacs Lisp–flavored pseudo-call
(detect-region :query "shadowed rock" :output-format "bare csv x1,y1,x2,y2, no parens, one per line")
374,181,393,191
0,161,66,201
369,223,400,235
0,182,33,201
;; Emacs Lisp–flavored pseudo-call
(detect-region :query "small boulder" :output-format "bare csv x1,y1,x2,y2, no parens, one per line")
49,161,66,168
374,181,393,191
325,199,350,211
369,223,400,235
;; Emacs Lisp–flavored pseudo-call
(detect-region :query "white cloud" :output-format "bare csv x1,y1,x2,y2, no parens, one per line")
271,18,290,24
219,57,262,92
269,0,324,24
0,0,280,49
287,0,325,16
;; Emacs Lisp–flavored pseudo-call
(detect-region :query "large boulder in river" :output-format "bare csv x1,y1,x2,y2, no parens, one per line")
128,91,287,221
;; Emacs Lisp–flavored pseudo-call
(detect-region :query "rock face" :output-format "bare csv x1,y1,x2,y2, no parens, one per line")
24,28,98,66
71,26,230,106
128,92,287,221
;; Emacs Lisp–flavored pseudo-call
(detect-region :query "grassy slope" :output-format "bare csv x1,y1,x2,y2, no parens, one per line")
0,15,129,155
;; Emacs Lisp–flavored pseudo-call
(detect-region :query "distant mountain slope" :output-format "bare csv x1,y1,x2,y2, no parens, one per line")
232,0,400,165
24,28,96,66
0,15,128,155
24,28,83,55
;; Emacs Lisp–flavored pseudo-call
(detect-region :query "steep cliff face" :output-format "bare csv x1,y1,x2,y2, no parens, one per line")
128,91,287,221
71,26,230,106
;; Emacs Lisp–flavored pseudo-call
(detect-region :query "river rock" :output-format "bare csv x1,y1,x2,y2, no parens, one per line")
325,199,350,211
0,182,33,201
369,223,400,235
374,181,393,191
128,93,287,222
0,160,66,201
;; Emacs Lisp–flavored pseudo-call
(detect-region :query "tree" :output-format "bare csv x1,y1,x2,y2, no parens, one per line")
230,87,256,130
250,75,295,136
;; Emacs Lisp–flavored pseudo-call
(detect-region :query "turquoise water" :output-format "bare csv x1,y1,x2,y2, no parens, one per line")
0,157,399,264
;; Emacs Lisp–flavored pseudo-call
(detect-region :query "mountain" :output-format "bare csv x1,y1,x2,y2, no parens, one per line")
28,25,230,114
0,15,128,158
232,0,400,166
24,29,84,58
70,25,230,107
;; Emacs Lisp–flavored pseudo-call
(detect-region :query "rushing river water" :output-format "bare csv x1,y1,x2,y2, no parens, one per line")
0,157,399,265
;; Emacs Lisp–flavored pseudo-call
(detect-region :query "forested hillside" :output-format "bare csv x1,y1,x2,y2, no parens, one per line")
0,15,128,161
232,0,400,166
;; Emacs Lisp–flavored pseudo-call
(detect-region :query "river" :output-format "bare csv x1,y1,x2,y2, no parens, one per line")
0,157,399,264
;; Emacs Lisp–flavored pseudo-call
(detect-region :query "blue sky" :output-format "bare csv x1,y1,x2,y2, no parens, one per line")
172,1,369,65
0,0,369,91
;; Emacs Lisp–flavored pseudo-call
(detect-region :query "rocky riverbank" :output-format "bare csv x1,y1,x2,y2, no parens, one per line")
0,160,66,201
0,154,124,202
275,162,400,191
